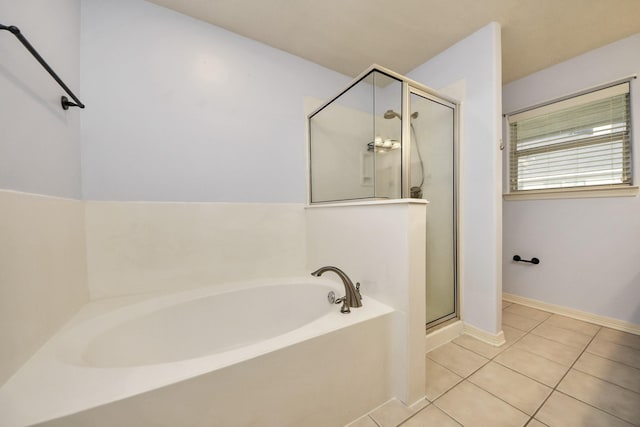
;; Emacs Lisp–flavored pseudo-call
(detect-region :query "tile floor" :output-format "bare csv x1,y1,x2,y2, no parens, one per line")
348,301,640,427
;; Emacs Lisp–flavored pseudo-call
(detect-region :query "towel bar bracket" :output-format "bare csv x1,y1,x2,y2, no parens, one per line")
513,255,540,265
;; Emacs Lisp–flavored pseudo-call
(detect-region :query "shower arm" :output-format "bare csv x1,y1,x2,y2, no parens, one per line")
1,24,85,110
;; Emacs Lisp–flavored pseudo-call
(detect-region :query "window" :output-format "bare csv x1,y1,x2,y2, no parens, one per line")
507,82,632,194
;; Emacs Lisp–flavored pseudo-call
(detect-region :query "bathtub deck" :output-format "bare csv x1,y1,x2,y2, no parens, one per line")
0,279,394,426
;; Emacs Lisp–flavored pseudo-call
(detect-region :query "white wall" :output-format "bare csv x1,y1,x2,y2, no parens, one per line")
80,0,350,203
503,34,640,325
0,0,82,198
408,23,503,335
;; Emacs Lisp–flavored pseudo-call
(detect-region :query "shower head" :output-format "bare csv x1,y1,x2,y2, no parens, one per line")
384,110,401,120
383,109,419,120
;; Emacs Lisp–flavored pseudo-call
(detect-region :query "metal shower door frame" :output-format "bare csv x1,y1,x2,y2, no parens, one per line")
403,84,460,329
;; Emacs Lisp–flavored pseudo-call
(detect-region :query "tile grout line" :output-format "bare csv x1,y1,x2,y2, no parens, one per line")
478,307,623,425
427,312,547,424
425,355,467,381
512,310,640,425
424,305,640,427
561,340,640,424
572,363,640,396
464,307,593,425
496,310,604,425
521,324,640,426
395,406,428,427
427,337,533,424
552,389,639,426
528,327,592,347
369,414,382,427
584,335,640,370
357,304,640,427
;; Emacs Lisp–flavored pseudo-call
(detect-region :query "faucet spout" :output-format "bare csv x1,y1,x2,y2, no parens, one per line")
311,266,362,311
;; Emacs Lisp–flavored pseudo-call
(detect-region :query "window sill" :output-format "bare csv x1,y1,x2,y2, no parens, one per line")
503,185,639,201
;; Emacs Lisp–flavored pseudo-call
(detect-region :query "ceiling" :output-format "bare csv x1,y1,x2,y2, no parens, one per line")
147,0,640,84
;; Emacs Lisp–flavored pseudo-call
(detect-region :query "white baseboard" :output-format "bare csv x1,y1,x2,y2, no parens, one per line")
425,320,508,351
463,323,506,346
425,320,463,352
503,293,640,335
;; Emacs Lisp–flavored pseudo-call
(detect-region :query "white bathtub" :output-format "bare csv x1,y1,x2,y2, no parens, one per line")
0,278,394,426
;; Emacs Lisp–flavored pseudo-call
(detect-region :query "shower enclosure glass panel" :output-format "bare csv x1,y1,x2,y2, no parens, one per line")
409,91,457,327
308,65,459,331
309,71,402,203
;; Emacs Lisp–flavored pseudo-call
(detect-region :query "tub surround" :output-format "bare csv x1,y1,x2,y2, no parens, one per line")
0,278,393,427
306,200,427,405
84,201,307,298
0,190,88,386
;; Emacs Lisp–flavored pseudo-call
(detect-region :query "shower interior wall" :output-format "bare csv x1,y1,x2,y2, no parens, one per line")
309,72,403,202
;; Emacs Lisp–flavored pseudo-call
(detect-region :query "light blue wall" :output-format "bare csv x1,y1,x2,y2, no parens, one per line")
409,23,503,335
0,0,82,198
80,0,351,203
503,34,640,325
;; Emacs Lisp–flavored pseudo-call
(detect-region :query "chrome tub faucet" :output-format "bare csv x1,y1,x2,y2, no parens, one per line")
311,266,362,313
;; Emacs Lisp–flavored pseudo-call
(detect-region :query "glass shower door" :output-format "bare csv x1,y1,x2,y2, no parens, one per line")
409,90,457,328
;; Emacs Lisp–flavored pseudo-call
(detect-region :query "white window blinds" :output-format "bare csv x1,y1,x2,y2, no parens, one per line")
507,82,632,192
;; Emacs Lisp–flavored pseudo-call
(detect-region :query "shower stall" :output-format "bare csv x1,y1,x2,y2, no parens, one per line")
308,65,459,329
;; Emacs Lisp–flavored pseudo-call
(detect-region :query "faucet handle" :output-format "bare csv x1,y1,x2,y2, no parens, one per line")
355,282,362,299
334,296,350,313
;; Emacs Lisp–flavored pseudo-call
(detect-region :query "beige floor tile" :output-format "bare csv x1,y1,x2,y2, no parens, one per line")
494,347,569,387
503,324,527,346
502,311,542,331
527,420,549,427
530,322,592,349
596,328,640,351
504,304,552,322
402,405,461,426
369,399,414,427
453,334,505,359
536,391,633,427
558,369,640,424
586,336,640,369
426,342,488,378
513,333,583,366
574,352,640,394
434,381,529,427
468,362,552,415
542,314,600,337
409,398,429,412
346,415,379,427
502,300,513,309
425,358,463,401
